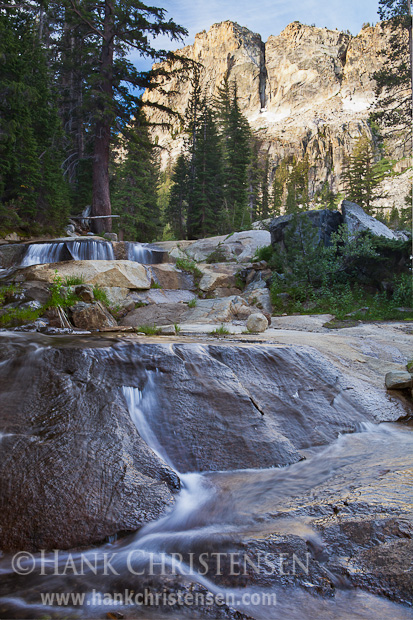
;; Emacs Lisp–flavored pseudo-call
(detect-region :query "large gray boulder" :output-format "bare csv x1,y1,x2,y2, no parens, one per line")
0,336,178,552
341,201,399,240
185,230,271,262
269,209,343,248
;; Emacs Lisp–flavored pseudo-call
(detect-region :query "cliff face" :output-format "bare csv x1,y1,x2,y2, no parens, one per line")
143,20,411,199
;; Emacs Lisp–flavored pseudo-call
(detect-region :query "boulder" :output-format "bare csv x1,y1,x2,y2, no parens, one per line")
71,302,118,330
247,312,269,332
0,338,177,551
0,243,26,268
121,302,188,327
100,286,129,306
74,284,94,302
16,260,151,290
185,230,271,263
243,287,273,314
149,264,195,290
341,201,399,240
270,209,343,248
199,269,235,292
385,371,412,390
21,281,51,306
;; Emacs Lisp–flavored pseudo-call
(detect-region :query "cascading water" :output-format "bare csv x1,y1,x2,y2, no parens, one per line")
21,243,66,266
127,242,164,264
20,240,114,266
67,240,114,261
0,337,412,620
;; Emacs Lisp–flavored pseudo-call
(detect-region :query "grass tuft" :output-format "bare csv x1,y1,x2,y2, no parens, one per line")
135,324,162,335
209,324,230,336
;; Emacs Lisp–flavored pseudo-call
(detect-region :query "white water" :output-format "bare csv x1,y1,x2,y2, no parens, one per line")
21,240,114,266
21,243,66,266
127,242,160,264
67,240,114,261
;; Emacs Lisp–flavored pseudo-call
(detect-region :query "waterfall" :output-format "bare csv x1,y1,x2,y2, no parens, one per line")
66,240,114,261
123,374,170,467
127,242,163,264
21,243,66,266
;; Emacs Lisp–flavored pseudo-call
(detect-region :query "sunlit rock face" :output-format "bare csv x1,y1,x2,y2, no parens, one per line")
143,20,410,201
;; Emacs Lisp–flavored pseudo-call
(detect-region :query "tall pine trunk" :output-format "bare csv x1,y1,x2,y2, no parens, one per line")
91,1,114,234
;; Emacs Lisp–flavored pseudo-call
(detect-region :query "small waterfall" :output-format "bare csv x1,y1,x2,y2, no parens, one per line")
127,242,163,264
21,243,66,267
67,240,114,261
123,375,170,467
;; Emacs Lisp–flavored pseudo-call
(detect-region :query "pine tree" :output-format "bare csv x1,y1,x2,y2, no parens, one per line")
284,156,310,214
58,0,187,233
342,133,389,213
260,154,271,219
215,78,251,231
111,113,161,242
373,0,412,131
0,8,69,232
187,103,223,238
272,158,289,215
248,138,262,221
167,154,189,239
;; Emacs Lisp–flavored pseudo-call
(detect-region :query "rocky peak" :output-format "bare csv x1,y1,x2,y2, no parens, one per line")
143,20,410,206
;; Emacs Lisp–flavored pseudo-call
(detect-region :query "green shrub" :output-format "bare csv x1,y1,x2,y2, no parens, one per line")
188,298,197,308
0,284,19,306
254,245,273,262
92,285,110,306
206,246,227,264
175,258,203,279
0,305,42,327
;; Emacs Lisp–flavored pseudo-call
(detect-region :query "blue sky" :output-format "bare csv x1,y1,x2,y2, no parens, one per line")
131,0,381,70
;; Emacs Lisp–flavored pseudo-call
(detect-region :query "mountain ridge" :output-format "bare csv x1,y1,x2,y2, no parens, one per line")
143,19,411,209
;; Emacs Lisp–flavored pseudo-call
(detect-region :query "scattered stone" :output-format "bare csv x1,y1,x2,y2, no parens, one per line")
74,284,94,302
4,233,20,241
251,260,268,270
19,300,42,311
159,324,177,335
71,302,117,330
385,371,412,390
246,313,269,333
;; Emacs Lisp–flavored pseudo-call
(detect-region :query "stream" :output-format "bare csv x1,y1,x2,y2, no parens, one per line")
0,334,412,619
